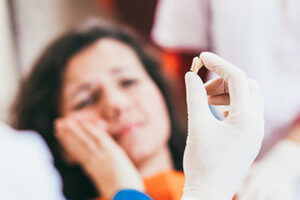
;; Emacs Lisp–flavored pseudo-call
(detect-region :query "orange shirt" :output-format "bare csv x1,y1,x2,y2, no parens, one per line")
97,170,184,200
144,170,185,200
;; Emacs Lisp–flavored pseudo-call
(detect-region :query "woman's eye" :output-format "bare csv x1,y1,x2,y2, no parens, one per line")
120,79,138,88
73,92,99,110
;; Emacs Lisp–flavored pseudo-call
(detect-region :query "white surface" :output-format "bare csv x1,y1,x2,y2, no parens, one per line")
0,122,65,200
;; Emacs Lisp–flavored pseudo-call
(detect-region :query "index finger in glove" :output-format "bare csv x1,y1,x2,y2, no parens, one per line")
185,70,214,122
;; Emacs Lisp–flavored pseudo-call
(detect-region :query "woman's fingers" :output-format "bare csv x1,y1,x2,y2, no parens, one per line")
76,118,116,150
55,120,77,155
55,118,97,163
56,118,98,153
56,114,118,153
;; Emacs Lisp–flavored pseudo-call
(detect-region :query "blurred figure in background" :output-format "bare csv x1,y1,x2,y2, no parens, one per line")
151,0,300,199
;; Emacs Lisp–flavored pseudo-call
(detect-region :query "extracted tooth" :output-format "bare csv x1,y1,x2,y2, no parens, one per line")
190,56,204,74
190,57,198,72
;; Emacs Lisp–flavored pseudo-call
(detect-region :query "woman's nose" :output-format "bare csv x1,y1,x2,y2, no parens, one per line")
100,88,132,120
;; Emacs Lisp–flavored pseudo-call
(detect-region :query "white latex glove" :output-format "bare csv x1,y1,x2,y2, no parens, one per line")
237,139,300,200
182,52,264,200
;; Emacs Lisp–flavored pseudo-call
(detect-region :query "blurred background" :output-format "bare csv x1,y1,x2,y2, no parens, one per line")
1,0,300,155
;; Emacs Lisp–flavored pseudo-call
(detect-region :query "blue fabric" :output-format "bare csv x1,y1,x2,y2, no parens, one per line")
113,189,152,200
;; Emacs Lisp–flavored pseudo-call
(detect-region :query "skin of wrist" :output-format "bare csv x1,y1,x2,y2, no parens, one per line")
83,161,145,198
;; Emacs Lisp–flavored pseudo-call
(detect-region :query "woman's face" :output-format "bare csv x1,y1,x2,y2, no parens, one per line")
60,38,171,163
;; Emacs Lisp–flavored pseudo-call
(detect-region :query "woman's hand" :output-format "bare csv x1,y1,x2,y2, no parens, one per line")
182,52,264,200
55,114,144,199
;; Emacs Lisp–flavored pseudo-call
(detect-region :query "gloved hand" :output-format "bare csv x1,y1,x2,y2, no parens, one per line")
237,139,300,200
182,52,264,200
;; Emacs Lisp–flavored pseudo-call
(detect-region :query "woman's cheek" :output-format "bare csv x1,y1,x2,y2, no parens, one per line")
117,83,171,162
127,137,155,162
147,89,171,142
117,114,169,163
116,128,149,162
132,88,171,157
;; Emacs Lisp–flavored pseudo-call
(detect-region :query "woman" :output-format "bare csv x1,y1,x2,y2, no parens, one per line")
12,21,187,199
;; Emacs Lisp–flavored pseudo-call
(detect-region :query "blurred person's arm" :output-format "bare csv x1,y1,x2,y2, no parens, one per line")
0,122,65,200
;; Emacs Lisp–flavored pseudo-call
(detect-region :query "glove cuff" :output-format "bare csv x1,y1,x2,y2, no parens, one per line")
182,185,227,200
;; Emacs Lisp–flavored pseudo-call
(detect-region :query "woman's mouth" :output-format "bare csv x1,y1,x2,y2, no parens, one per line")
114,122,142,140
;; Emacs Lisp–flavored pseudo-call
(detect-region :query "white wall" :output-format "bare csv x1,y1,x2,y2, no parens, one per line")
13,0,101,75
0,0,19,122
